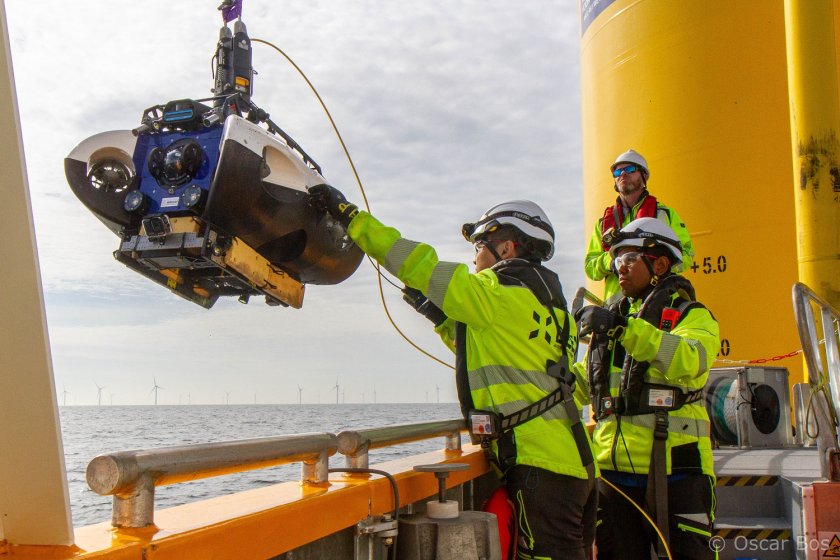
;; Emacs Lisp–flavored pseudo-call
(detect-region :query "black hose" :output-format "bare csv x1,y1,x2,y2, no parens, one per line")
329,467,400,560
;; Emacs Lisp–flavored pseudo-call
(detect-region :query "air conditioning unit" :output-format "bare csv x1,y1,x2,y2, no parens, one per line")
704,367,794,448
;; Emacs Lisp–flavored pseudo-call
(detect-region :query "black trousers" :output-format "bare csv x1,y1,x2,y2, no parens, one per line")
595,472,715,560
505,465,597,560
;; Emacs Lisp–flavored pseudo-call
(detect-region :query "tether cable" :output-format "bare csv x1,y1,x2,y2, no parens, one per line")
253,38,454,370
599,477,674,560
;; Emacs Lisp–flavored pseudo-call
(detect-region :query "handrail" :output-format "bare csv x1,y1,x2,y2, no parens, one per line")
791,282,840,480
337,418,465,468
86,418,467,528
87,432,338,528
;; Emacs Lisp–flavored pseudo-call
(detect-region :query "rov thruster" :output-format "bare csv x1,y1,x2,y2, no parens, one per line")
64,3,362,309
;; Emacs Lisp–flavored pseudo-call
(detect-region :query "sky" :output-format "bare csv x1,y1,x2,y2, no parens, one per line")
6,0,585,405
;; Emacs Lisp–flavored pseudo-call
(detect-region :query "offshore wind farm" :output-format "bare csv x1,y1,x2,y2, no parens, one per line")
61,379,447,405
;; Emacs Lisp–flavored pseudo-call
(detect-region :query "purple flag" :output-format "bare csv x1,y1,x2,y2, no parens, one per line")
219,0,242,22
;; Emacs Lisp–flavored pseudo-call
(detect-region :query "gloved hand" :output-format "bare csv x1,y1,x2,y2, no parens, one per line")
402,286,447,326
574,305,627,338
307,184,359,228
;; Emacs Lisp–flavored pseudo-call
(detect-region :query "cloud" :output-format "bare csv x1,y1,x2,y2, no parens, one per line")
8,0,585,404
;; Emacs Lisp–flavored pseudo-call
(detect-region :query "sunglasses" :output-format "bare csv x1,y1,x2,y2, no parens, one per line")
612,165,638,178
613,251,656,268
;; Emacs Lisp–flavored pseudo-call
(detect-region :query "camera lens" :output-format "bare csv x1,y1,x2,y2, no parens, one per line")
148,140,204,187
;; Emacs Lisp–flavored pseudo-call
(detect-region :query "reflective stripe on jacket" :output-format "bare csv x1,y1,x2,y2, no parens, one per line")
584,195,695,305
574,294,719,477
349,211,595,480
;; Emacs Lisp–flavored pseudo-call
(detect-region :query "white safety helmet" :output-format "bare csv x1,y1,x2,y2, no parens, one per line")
608,217,682,264
611,149,650,180
462,200,555,260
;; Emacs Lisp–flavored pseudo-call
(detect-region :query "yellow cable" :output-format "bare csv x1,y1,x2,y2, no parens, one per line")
599,477,674,560
253,38,454,371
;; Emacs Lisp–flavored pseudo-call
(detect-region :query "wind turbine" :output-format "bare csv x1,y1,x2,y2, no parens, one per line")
373,385,377,404
225,391,230,405
331,378,339,405
94,382,105,406
341,388,346,404
436,385,440,404
110,393,115,406
150,378,163,405
61,386,70,407
297,385,303,405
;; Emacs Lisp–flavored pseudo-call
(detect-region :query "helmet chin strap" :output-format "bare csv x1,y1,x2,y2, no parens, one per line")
642,255,660,287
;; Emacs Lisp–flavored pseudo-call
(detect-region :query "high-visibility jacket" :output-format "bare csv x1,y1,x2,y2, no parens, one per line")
585,193,694,305
349,211,595,480
573,289,719,477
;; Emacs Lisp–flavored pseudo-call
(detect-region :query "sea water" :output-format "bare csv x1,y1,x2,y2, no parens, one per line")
60,403,461,527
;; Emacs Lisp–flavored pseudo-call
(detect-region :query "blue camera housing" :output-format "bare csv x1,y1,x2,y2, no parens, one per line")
131,125,223,214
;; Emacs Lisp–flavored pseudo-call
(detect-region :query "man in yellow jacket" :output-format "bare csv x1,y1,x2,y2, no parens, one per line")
585,149,694,306
575,217,718,560
309,184,597,560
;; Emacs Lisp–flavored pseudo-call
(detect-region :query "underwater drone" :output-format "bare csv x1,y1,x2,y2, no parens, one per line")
64,3,362,309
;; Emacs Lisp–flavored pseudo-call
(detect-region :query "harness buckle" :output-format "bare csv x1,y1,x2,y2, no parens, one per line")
547,356,574,386
653,409,669,440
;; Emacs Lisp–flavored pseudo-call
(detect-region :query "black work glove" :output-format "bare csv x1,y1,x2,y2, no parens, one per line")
574,305,627,339
402,287,447,327
307,184,359,228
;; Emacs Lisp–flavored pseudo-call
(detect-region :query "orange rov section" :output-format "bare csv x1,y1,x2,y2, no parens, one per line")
0,448,488,559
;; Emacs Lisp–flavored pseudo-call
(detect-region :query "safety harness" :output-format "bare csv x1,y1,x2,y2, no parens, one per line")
600,193,660,251
587,274,704,558
455,260,596,486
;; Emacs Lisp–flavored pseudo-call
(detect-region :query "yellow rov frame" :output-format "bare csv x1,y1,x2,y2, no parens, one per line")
126,216,305,309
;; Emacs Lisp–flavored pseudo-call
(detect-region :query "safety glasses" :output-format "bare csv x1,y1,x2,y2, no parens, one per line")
474,239,513,255
612,165,638,178
613,251,656,268
474,240,501,254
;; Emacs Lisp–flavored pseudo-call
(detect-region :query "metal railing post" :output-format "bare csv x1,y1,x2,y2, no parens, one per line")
792,282,840,480
302,449,332,484
338,431,370,469
111,474,155,528
445,430,462,451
